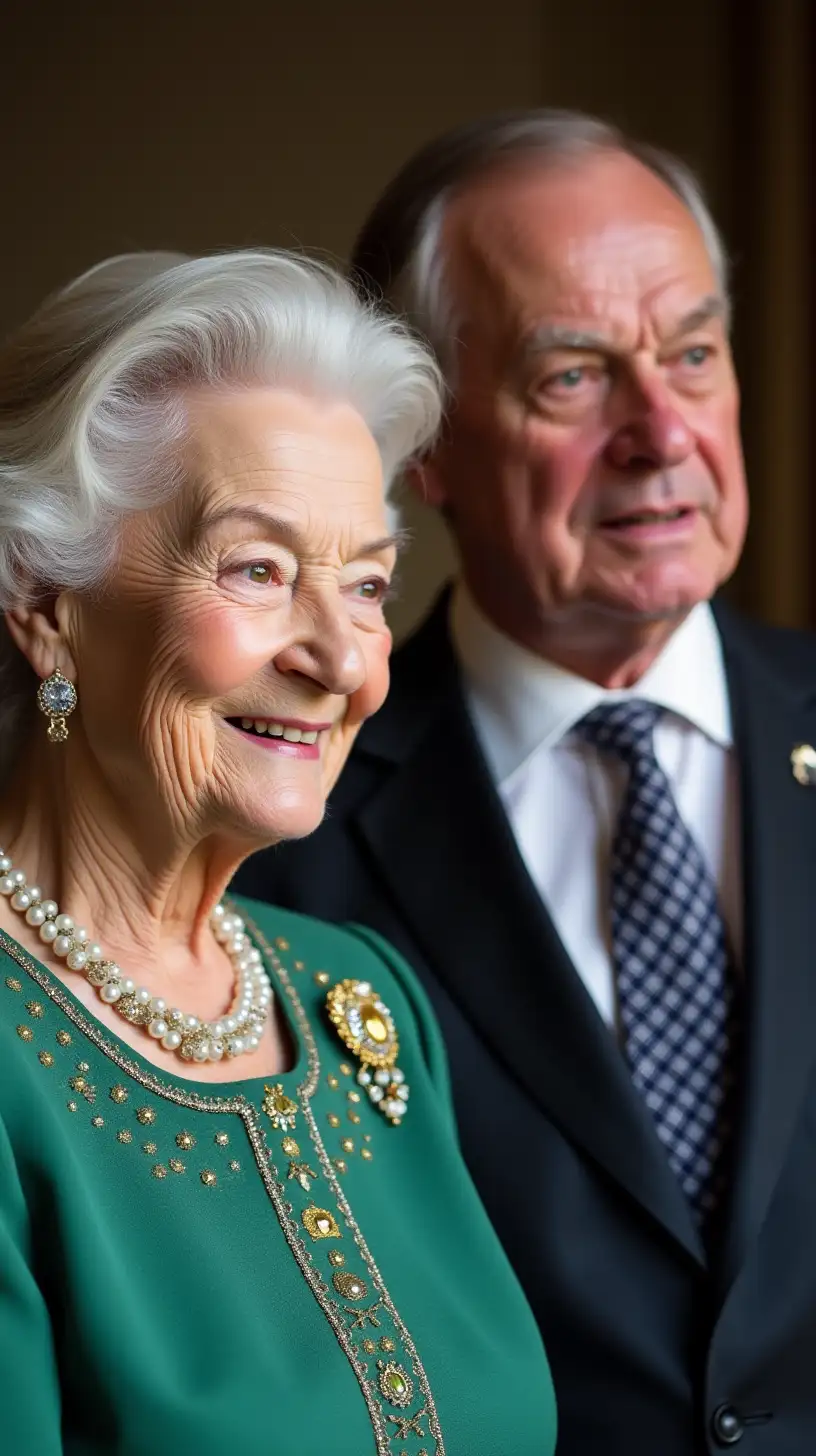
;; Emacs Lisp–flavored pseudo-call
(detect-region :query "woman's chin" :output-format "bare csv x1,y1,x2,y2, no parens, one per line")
220,796,327,850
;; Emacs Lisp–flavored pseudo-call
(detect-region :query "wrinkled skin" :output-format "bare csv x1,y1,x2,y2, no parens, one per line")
420,150,748,686
0,388,396,1077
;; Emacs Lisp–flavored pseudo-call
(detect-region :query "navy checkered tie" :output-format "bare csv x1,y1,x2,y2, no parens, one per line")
577,699,738,1224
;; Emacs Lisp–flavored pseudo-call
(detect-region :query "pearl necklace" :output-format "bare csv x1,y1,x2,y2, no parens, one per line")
0,848,272,1064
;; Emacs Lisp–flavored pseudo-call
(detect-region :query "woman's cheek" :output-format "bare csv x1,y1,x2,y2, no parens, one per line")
350,626,392,723
180,602,274,697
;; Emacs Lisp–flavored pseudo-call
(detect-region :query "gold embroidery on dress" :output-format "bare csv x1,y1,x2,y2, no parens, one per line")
0,917,445,1455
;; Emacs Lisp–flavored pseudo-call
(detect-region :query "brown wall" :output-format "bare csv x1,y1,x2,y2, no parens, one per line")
2,1,808,634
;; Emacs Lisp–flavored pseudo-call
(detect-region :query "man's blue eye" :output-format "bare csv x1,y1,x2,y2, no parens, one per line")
558,368,585,388
684,346,711,367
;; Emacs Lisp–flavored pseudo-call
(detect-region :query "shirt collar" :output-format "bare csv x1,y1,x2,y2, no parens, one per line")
450,582,733,785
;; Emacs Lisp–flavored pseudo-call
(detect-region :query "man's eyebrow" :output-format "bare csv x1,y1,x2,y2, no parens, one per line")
663,294,727,342
191,505,408,557
519,295,728,363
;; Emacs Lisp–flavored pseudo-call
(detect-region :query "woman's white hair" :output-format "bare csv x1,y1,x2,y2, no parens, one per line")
0,248,443,774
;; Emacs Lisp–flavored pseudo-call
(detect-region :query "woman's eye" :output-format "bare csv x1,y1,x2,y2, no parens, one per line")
240,562,275,585
354,577,389,603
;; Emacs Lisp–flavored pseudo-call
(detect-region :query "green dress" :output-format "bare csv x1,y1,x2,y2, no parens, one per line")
0,895,556,1455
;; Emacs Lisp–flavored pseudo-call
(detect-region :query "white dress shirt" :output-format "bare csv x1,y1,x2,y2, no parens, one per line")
451,584,742,1031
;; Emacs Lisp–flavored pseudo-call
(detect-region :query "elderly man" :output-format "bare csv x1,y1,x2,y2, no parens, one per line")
235,112,816,1453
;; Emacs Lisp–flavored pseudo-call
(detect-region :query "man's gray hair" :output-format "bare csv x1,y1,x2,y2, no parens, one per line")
0,248,442,775
350,108,729,385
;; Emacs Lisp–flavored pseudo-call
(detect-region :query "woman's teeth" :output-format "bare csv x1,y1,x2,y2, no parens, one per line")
239,719,319,744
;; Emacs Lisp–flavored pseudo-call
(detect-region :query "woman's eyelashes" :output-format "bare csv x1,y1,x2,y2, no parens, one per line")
351,576,392,604
219,556,393,605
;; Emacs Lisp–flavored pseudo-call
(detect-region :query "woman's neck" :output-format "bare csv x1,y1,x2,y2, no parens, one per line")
0,734,248,985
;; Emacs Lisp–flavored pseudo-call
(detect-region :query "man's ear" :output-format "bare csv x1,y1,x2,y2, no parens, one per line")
404,455,449,511
4,594,78,683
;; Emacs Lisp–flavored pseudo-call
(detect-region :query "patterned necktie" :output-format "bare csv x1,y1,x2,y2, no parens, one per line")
576,699,738,1224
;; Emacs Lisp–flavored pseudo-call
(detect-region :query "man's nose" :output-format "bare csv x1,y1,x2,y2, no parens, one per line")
273,601,366,697
605,384,695,472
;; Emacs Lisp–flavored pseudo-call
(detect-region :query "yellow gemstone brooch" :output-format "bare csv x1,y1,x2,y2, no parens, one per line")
325,979,410,1125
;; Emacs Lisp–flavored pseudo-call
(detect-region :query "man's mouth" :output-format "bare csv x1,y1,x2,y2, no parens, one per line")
601,506,694,528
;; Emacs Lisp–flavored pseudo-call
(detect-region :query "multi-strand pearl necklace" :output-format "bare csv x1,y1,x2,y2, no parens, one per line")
0,849,272,1064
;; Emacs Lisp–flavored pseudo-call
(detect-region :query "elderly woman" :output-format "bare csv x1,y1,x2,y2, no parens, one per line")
0,251,556,1454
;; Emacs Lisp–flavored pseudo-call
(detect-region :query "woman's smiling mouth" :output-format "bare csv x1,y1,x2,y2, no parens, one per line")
224,716,332,758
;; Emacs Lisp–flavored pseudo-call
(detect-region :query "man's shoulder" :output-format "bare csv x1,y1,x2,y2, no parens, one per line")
715,600,816,692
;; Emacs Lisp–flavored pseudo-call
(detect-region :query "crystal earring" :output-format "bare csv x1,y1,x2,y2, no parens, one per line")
37,669,78,743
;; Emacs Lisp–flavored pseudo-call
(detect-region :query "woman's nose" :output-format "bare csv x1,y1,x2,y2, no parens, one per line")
272,602,366,697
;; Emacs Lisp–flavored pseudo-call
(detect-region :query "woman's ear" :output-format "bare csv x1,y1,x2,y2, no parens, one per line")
4,594,78,683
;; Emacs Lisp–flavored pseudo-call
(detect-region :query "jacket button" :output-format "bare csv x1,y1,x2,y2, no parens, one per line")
712,1405,745,1446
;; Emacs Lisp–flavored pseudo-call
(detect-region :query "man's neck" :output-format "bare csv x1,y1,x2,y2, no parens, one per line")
461,580,691,690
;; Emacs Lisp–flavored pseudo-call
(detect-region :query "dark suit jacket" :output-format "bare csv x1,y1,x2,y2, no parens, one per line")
234,591,816,1455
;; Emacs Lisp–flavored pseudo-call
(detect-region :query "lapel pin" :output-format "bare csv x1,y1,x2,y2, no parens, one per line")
791,743,816,787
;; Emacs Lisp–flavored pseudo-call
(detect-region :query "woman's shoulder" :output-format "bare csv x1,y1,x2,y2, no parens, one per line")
233,895,414,994
232,895,454,1121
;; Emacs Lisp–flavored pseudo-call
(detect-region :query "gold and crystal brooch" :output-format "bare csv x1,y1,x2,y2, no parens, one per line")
325,979,410,1125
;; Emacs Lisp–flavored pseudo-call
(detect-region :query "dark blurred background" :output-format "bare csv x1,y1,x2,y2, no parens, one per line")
2,0,811,634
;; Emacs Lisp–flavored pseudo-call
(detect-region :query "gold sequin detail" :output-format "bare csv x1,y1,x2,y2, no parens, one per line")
169,1159,186,1174
200,1169,217,1187
334,1159,348,1175
341,1138,354,1153
332,1270,369,1300
347,1090,361,1103
91,1115,105,1128
214,1131,229,1146
275,937,289,951
16,1024,33,1041
361,1148,373,1161
142,1141,158,1155
314,971,330,987
328,1250,345,1267
327,1074,339,1090
117,1130,133,1144
66,1100,78,1112
25,1001,44,1019
0,908,447,1455
229,1160,240,1172
348,1112,361,1125
363,1133,372,1143
281,1136,300,1157
151,1164,168,1180
38,1051,54,1068
5,976,22,992
301,1205,341,1240
77,1062,90,1074
363,1339,376,1353
56,1030,72,1046
379,1337,396,1353
109,1085,128,1104
176,1131,196,1150
327,1113,340,1128
136,1107,156,1125
294,960,305,971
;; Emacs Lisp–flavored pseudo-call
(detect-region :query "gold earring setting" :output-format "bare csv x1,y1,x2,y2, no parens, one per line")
37,669,77,743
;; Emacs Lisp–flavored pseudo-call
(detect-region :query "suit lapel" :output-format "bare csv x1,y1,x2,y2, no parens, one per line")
356,595,703,1262
716,607,816,1286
